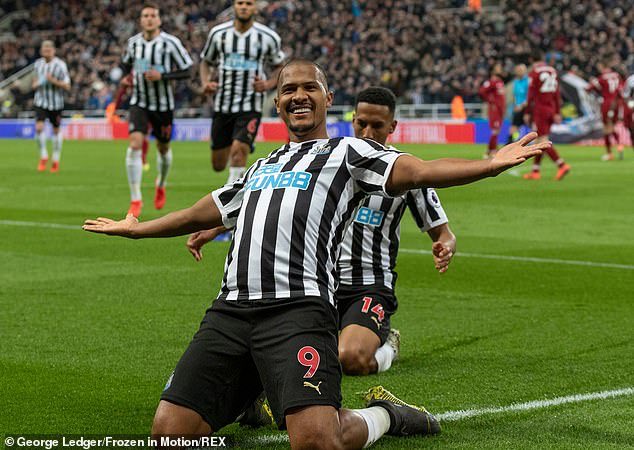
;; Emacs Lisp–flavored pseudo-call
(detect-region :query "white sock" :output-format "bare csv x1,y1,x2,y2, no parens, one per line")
227,166,246,184
532,164,540,172
375,342,397,373
126,147,143,201
36,132,48,159
156,148,173,188
52,133,63,163
353,406,390,448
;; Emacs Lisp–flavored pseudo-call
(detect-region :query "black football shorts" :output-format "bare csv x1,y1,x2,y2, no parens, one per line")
161,296,342,430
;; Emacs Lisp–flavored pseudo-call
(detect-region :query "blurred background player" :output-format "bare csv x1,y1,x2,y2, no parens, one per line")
32,40,71,173
507,64,529,144
199,0,285,185
478,63,505,158
622,72,634,153
523,50,571,181
106,74,151,171
120,4,192,217
337,87,456,376
586,61,623,160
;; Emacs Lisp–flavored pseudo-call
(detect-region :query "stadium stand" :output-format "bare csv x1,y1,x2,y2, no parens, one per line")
1,0,633,116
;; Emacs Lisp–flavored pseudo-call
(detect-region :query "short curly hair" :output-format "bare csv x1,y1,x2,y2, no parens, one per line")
354,87,397,114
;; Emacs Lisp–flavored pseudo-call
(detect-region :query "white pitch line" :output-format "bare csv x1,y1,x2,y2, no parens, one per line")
436,386,634,421
250,387,634,445
2,219,633,271
399,248,634,270
0,219,79,230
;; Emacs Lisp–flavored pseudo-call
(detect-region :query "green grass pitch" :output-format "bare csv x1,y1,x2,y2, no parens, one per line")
1,138,633,448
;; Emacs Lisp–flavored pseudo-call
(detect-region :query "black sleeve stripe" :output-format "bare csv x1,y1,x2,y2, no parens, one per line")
218,187,240,205
202,23,233,58
163,35,190,68
356,179,383,193
406,190,427,228
347,144,388,176
423,189,441,221
361,137,390,152
253,24,281,48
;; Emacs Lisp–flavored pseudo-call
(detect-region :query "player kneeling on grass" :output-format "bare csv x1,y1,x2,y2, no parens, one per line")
187,87,456,377
84,59,548,449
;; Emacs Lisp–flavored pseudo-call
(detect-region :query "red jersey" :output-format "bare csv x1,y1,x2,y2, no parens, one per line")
479,76,505,114
526,62,561,114
587,70,622,109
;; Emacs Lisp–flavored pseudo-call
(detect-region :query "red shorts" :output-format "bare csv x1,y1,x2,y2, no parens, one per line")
488,107,503,131
533,109,556,136
601,104,617,124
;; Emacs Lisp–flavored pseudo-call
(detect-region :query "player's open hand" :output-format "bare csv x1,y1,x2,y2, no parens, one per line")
186,228,221,261
82,214,138,238
432,241,454,273
490,132,548,175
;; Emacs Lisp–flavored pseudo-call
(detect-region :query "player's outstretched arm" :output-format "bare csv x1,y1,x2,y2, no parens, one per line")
387,132,547,194
83,195,223,239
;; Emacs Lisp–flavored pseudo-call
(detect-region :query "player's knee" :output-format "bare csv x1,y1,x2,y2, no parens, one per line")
211,159,226,172
290,426,344,450
157,141,169,154
151,401,210,436
339,344,375,376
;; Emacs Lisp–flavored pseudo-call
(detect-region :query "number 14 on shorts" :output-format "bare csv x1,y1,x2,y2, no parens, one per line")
362,297,385,322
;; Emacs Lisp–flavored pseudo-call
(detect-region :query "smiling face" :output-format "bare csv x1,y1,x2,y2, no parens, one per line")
352,102,396,146
234,0,257,23
140,6,161,34
275,62,333,141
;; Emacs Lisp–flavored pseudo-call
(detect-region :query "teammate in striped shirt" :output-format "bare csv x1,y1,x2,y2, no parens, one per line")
120,3,193,217
32,40,70,173
337,87,456,376
83,60,549,448
200,0,285,186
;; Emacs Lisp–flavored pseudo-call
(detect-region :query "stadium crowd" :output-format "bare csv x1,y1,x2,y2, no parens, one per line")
1,0,633,115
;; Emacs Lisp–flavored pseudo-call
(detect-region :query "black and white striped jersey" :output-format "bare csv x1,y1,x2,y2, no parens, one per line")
201,21,285,114
33,57,70,111
211,137,403,306
337,186,448,291
121,32,193,112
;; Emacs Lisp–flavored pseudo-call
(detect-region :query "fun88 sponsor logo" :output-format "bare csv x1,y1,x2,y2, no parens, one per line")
245,163,312,191
355,207,384,227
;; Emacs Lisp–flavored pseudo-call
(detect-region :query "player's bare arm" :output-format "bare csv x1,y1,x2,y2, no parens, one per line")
428,224,456,273
186,227,227,261
386,132,548,195
83,195,223,238
199,60,218,95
